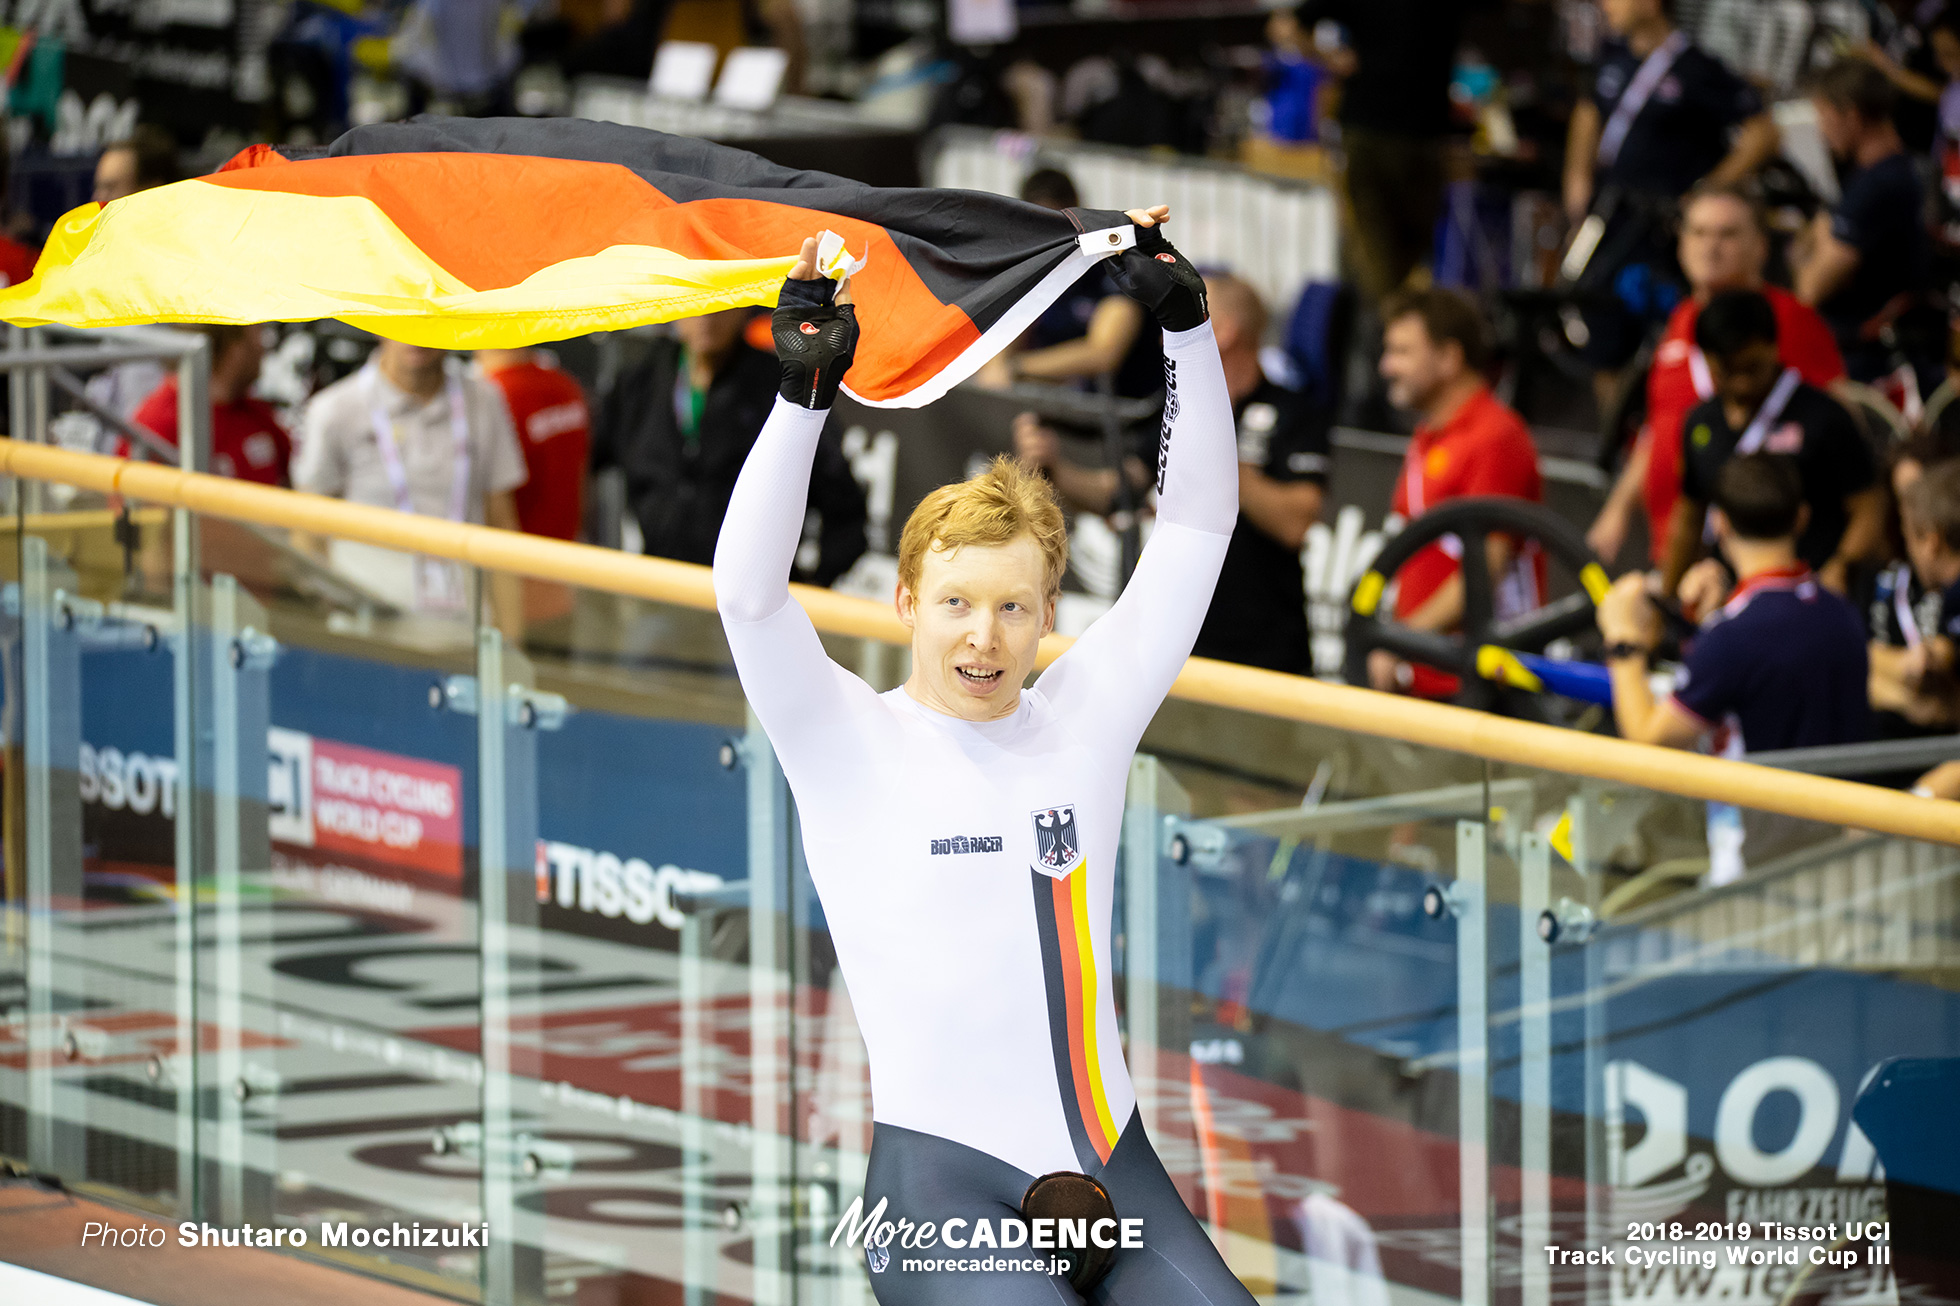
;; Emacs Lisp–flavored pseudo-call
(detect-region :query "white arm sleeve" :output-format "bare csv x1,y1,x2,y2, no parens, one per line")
1039,320,1238,750
713,397,886,782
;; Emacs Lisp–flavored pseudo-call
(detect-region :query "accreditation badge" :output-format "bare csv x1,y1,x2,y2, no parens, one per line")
414,556,469,615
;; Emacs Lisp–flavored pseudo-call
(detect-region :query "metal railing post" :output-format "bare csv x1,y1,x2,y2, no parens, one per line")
745,708,792,1306
475,628,547,1306
1518,831,1552,1306
21,538,84,1180
207,575,273,1225
1455,820,1491,1306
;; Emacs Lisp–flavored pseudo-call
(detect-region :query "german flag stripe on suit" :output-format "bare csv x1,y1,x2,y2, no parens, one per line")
1031,866,1121,1170
0,116,1131,408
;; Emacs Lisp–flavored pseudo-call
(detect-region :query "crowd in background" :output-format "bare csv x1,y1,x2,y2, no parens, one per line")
15,0,1960,805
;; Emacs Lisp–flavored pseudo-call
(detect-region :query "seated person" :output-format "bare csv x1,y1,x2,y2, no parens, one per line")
1868,435,1960,732
1658,290,1881,599
1369,287,1542,695
1599,454,1868,883
130,324,290,485
975,168,1163,401
1873,457,1960,726
1792,59,1940,392
592,307,867,585
1014,273,1329,673
1598,452,1869,753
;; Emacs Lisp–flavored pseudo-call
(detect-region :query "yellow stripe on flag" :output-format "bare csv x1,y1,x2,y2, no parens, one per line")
0,184,798,348
1068,869,1120,1154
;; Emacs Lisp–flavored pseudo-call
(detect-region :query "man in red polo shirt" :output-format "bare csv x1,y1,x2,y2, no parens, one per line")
1588,182,1843,564
130,324,290,484
476,347,591,541
477,347,591,627
1369,287,1543,695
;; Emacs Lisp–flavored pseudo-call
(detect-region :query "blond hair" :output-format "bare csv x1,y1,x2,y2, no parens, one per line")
898,455,1069,598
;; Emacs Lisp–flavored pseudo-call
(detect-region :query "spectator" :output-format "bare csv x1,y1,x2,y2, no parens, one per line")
592,308,866,585
1868,434,1960,733
0,145,36,289
476,348,590,542
1658,291,1881,599
1873,458,1960,728
128,325,290,485
1588,183,1845,565
1793,59,1941,393
293,340,528,639
92,124,181,207
87,126,184,425
1369,287,1543,695
1562,0,1779,371
1014,273,1330,673
478,346,591,629
1857,0,1947,155
975,169,1161,401
1261,8,1332,145
1291,0,1483,305
1596,454,1868,881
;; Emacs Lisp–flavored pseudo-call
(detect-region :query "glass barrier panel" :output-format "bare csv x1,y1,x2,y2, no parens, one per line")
6,497,191,1219
1123,700,1495,1304
1491,758,1956,1306
193,516,485,1295
487,566,764,1305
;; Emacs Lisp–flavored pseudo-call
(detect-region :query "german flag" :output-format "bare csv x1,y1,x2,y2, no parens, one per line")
0,116,1134,407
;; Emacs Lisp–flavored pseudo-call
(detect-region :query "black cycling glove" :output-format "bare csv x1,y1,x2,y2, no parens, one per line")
773,275,859,410
1103,223,1208,333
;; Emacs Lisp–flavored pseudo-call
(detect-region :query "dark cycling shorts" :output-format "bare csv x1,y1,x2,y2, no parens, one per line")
858,1109,1257,1306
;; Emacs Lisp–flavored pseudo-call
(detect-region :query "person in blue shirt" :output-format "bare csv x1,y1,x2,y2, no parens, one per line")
1597,452,1869,753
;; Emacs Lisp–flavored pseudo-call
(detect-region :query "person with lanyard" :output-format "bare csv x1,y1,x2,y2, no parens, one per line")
1873,456,1960,730
1791,58,1942,395
1657,290,1882,606
1596,453,1869,883
1561,0,1780,374
1013,272,1331,674
293,339,528,639
1587,182,1845,566
1368,287,1544,696
591,305,866,584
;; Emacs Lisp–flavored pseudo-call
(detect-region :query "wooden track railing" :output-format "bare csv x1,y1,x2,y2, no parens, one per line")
6,437,1957,847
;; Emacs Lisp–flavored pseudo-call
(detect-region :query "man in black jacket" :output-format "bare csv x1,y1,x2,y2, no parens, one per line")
595,308,868,586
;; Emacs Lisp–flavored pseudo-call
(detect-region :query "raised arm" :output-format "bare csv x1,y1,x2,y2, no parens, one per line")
1039,217,1237,748
713,243,884,768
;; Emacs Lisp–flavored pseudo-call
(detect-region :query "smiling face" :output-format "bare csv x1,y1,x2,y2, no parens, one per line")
897,532,1056,722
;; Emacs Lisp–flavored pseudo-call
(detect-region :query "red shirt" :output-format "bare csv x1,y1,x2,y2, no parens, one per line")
1643,286,1843,559
131,376,290,485
483,359,590,541
0,234,36,288
1391,386,1544,619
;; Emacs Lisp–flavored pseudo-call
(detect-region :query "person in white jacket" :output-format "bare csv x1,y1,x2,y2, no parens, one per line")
713,209,1253,1305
